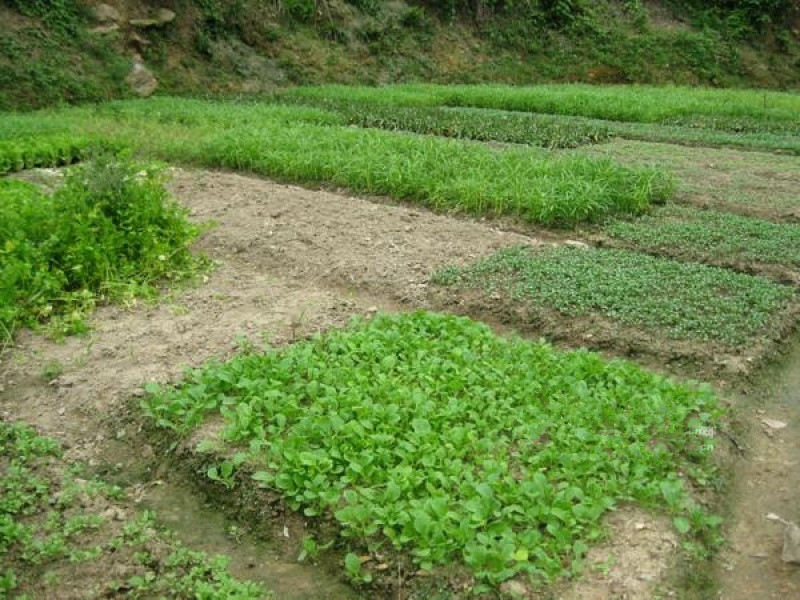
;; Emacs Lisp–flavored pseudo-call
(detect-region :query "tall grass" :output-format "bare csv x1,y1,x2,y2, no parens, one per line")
283,84,800,126
0,98,675,226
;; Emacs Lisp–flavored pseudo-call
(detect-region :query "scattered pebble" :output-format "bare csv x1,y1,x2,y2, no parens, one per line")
762,418,788,430
783,522,800,564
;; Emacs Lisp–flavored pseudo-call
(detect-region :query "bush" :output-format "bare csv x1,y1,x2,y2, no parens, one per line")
0,155,206,344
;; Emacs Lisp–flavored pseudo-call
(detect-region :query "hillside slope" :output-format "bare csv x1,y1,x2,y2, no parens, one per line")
1,0,799,110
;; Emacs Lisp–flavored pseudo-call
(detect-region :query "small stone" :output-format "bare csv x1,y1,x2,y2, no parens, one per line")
102,506,127,521
367,306,378,314
499,580,528,597
92,3,121,23
564,240,590,249
90,23,120,34
634,522,646,530
155,8,176,24
126,59,158,97
782,522,800,564
57,407,66,416
130,18,159,27
762,418,788,430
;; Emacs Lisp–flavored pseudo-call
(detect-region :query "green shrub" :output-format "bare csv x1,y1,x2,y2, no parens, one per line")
0,155,206,344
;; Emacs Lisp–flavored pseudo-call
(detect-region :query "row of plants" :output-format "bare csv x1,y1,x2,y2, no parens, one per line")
282,84,800,128
602,205,800,276
142,311,723,590
433,245,794,346
0,135,116,176
0,420,267,598
0,99,675,226
279,94,800,153
0,155,207,345
285,99,614,148
187,120,669,225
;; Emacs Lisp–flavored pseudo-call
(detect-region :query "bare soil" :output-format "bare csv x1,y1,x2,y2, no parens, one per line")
169,169,792,380
717,340,800,600
2,168,799,598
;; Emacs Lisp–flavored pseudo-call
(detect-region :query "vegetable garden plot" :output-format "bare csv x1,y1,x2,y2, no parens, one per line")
143,312,722,590
0,421,267,598
0,99,675,227
435,246,794,348
600,206,800,284
284,84,800,127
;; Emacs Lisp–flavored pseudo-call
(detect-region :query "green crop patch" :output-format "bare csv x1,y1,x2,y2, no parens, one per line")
0,134,116,175
0,155,207,345
603,206,800,280
143,312,722,589
283,86,800,153
0,99,675,226
434,246,794,347
193,121,670,225
282,98,614,148
0,421,267,598
285,84,800,128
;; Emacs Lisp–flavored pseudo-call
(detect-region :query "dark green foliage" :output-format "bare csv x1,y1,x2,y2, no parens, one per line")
287,99,614,148
435,245,794,345
673,0,797,31
143,311,722,585
0,156,206,344
2,0,85,32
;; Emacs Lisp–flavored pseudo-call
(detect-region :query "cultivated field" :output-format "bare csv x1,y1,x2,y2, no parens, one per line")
1,84,799,599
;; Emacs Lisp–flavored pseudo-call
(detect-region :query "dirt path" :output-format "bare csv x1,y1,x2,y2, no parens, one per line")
718,340,800,599
3,168,798,598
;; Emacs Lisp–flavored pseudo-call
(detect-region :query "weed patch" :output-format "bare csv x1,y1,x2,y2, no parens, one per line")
0,420,267,598
143,312,722,589
434,246,794,347
0,155,207,345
